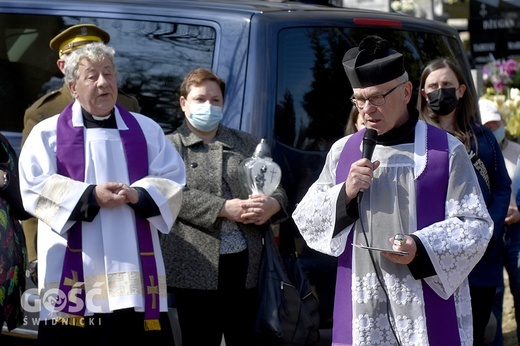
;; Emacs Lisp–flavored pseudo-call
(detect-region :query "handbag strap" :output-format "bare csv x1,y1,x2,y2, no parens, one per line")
263,229,288,280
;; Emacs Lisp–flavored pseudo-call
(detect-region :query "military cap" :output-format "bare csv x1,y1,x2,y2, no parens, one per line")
49,24,110,57
343,35,404,88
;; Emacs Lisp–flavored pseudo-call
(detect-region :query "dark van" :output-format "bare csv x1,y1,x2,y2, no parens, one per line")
0,0,475,341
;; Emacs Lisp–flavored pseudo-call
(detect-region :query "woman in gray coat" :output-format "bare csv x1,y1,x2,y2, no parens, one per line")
161,68,288,346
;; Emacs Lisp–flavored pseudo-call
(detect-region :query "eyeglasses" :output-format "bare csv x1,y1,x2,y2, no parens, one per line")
351,81,407,109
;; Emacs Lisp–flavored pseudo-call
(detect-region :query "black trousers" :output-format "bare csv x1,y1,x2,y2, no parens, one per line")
172,250,259,346
470,285,496,346
37,309,174,345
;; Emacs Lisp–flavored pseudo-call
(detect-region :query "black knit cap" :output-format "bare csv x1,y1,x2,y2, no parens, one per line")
342,35,404,88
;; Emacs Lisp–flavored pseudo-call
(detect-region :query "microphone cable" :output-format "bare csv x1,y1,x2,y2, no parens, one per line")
357,193,402,346
355,127,402,344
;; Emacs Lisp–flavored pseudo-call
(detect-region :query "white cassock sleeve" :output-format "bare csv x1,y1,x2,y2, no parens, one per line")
292,136,353,256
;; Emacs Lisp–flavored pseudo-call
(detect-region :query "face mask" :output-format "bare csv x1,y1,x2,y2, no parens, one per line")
187,102,223,131
426,87,459,116
493,124,506,144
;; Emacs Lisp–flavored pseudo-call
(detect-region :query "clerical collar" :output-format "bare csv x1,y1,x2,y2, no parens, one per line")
376,107,419,146
82,108,117,128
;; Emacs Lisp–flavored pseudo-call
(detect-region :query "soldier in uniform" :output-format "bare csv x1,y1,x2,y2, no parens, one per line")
21,24,140,285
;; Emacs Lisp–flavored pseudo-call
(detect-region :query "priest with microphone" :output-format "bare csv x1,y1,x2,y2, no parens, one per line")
292,35,492,346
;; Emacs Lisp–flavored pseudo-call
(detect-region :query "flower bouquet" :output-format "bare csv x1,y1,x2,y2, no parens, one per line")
482,58,520,137
483,58,520,94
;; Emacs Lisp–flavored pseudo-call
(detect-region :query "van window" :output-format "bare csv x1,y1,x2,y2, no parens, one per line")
0,14,215,135
275,27,465,153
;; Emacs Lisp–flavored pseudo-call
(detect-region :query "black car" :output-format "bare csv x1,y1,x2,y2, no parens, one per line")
0,0,476,342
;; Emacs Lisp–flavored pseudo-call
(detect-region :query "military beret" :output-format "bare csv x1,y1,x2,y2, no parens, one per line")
342,35,404,88
49,24,110,57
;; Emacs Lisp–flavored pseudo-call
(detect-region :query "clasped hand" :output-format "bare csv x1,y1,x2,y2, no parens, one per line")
221,194,281,226
94,182,140,207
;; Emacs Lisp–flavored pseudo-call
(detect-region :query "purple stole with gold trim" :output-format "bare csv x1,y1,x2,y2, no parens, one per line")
56,103,162,331
332,124,460,345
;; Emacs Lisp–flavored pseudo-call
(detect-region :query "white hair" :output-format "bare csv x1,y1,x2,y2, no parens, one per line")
64,42,117,84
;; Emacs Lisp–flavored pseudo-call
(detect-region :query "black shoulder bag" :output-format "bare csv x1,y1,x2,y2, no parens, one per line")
255,228,320,346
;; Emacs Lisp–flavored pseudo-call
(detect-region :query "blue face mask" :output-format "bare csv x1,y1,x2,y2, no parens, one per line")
187,102,223,131
493,125,506,144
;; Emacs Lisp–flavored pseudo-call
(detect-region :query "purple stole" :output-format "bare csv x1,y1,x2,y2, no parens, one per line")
56,103,162,331
333,125,461,345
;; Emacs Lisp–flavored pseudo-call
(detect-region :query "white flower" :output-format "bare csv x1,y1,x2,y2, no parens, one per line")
391,0,416,14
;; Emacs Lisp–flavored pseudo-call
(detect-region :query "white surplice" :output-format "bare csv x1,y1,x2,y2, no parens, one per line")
292,121,493,345
19,100,186,321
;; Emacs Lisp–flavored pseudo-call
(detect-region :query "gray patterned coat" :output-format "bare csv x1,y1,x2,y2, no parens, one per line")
161,122,288,290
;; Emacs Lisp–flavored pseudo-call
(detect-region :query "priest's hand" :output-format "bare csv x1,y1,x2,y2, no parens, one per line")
94,182,132,208
345,158,380,203
116,184,140,204
382,234,417,264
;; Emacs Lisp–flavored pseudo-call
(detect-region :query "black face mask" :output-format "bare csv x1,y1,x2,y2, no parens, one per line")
426,87,459,116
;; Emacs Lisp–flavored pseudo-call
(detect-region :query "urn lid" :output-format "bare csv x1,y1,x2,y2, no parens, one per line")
253,139,271,158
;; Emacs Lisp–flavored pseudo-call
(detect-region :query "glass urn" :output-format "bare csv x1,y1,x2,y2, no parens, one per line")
238,139,281,196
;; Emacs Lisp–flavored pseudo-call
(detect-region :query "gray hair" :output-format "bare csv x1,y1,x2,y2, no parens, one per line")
64,42,117,84
397,71,409,84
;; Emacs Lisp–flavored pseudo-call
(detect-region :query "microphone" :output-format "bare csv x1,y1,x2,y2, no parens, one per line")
362,128,378,161
358,128,378,200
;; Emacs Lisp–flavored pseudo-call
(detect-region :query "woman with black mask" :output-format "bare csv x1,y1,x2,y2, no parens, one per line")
418,58,511,346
